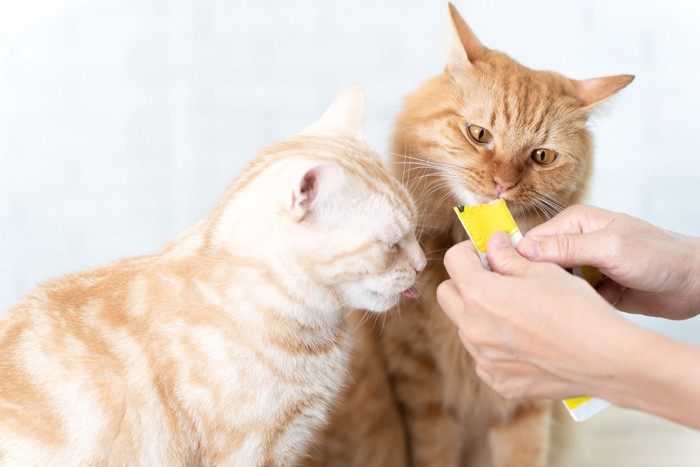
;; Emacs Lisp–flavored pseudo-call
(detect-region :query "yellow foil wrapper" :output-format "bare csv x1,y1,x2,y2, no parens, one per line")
453,200,522,270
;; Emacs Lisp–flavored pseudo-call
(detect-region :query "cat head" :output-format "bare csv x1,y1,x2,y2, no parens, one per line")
394,4,633,226
214,87,426,313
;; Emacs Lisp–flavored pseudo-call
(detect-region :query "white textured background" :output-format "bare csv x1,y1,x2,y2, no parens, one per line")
1,0,699,344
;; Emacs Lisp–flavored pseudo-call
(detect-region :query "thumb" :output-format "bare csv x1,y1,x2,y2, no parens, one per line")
517,232,599,268
486,231,530,276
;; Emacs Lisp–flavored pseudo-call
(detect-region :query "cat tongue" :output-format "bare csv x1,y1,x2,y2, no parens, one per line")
401,286,420,299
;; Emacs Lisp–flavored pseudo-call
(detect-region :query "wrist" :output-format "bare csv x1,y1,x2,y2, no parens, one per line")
598,324,700,429
593,324,659,407
564,305,640,399
576,316,644,402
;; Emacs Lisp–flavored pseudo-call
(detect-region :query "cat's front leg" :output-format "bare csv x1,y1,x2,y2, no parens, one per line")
381,314,462,467
401,397,462,467
487,400,553,467
304,310,409,467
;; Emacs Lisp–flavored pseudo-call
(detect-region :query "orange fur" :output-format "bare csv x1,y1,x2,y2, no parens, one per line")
0,87,426,466
315,5,632,467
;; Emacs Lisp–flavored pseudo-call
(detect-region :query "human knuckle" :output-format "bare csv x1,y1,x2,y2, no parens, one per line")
563,204,585,218
607,234,626,256
444,245,460,270
498,381,523,400
491,378,512,398
557,234,574,258
436,281,452,302
560,205,577,218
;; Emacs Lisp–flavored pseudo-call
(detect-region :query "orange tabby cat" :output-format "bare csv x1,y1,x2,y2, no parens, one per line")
0,86,426,465
314,5,633,466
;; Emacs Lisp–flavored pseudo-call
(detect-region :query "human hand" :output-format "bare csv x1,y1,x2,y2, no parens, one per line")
516,205,700,320
437,231,632,400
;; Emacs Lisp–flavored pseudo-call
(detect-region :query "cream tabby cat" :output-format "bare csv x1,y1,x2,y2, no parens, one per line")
314,5,633,467
0,86,426,466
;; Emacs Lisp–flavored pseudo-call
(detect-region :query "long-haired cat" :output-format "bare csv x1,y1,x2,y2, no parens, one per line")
313,5,633,466
0,86,426,466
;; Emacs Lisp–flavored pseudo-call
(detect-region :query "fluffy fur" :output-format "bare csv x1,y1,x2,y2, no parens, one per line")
0,87,426,466
313,5,633,466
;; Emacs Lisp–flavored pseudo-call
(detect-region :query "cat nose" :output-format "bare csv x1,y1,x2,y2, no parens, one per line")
494,176,516,197
415,267,424,278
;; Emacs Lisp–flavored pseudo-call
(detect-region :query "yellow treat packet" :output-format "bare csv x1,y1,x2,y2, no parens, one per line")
453,199,609,422
453,200,522,270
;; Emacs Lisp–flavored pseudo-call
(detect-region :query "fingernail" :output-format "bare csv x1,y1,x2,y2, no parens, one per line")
517,237,541,260
488,231,510,249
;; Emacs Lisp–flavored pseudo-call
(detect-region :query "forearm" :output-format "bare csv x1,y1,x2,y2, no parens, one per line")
598,324,700,429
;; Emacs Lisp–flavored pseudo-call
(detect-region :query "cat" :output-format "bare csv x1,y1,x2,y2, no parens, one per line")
312,5,633,467
0,86,426,466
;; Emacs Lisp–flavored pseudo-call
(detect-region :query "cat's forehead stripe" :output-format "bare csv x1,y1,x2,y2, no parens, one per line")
487,72,544,130
322,240,376,266
330,150,414,217
342,161,415,234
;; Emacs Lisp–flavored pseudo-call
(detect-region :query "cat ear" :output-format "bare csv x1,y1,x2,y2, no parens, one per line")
300,85,366,141
571,74,635,107
289,163,345,221
447,3,488,71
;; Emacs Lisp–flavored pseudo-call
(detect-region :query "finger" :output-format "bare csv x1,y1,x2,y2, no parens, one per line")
597,279,625,306
443,241,487,282
474,361,559,400
613,290,670,317
525,205,612,238
486,231,532,276
494,376,584,401
475,363,533,400
474,363,494,387
437,280,469,329
515,231,608,268
457,329,482,360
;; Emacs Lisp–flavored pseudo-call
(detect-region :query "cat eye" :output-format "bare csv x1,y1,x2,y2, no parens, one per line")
531,149,557,166
466,124,492,145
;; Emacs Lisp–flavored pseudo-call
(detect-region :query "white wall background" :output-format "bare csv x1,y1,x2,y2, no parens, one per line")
1,0,699,341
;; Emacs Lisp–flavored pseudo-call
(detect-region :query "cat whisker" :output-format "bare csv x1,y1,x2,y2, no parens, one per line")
414,178,454,200
392,153,468,172
353,309,375,329
423,247,450,256
379,310,388,336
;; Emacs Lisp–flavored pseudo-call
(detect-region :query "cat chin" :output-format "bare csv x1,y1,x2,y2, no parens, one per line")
362,291,401,313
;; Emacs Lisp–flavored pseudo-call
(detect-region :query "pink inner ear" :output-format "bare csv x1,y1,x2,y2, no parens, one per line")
301,173,314,193
299,172,317,207
290,163,342,219
291,168,320,215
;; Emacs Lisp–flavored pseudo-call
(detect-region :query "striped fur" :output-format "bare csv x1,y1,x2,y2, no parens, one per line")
315,6,632,467
0,87,425,466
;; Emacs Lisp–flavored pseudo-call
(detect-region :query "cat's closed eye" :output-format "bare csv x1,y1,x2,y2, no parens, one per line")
531,148,557,166
466,123,492,145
